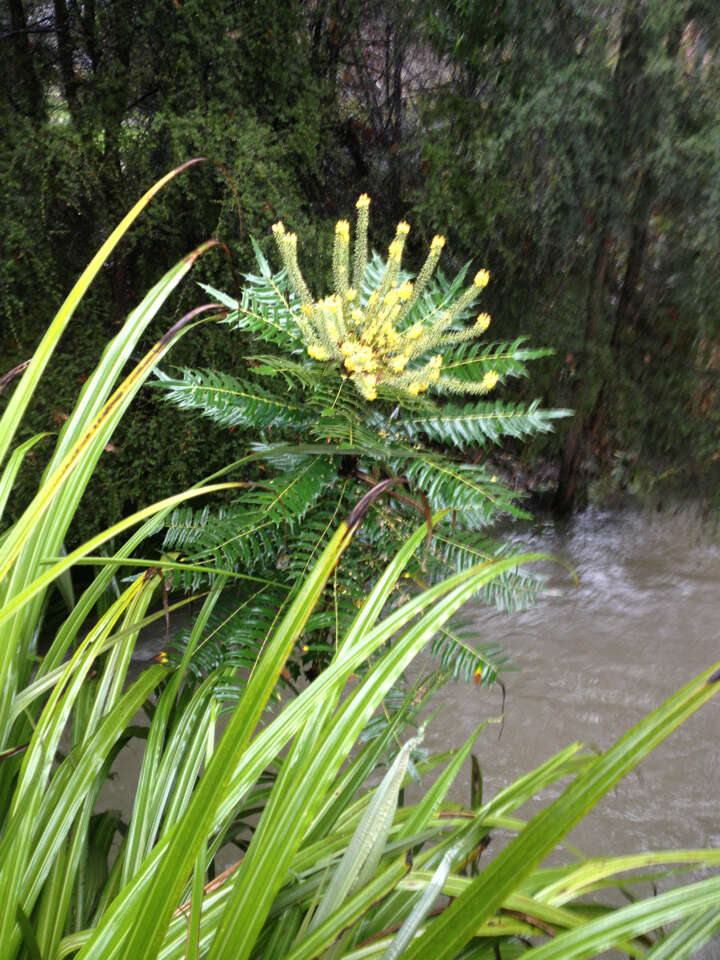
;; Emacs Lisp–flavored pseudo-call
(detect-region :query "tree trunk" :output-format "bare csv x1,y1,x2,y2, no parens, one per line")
8,0,45,119
553,0,649,513
553,233,612,513
54,0,79,119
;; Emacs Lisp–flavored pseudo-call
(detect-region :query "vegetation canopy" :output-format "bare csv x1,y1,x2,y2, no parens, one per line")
0,166,718,960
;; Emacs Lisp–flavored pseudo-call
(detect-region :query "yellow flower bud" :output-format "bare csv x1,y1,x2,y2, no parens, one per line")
406,322,423,340
323,294,342,312
389,353,410,373
431,235,446,252
475,312,491,332
356,193,371,209
396,221,411,235
271,221,285,235
335,219,350,241
481,370,499,391
358,372,378,400
397,281,413,301
307,344,330,360
474,269,490,289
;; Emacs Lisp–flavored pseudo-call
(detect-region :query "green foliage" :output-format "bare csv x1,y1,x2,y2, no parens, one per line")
156,209,568,683
1,163,720,960
0,0,342,544
415,0,720,502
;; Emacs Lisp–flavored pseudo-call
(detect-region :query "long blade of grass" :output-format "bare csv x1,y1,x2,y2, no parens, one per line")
310,735,422,933
642,904,720,959
0,292,221,584
534,849,720,906
400,663,720,959
0,433,51,522
518,874,720,958
380,845,459,960
76,483,402,960
0,482,246,632
0,158,207,470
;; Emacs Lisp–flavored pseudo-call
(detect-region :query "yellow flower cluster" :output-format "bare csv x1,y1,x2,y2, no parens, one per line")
271,198,497,401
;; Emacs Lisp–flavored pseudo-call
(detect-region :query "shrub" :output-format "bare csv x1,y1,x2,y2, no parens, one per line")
156,199,568,684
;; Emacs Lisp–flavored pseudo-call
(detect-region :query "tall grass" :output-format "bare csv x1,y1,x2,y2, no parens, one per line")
1,171,719,959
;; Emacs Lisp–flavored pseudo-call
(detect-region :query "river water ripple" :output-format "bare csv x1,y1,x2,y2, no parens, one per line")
408,504,720,956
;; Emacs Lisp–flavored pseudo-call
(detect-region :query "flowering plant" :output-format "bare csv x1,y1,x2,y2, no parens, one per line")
271,195,497,400
157,198,567,682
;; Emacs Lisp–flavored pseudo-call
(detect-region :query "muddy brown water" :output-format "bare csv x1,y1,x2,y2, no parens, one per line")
407,503,720,956
103,503,720,955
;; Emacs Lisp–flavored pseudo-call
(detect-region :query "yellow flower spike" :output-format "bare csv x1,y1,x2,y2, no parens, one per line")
353,195,371,289
272,197,498,403
333,220,351,298
481,370,499,391
396,235,445,321
388,238,404,262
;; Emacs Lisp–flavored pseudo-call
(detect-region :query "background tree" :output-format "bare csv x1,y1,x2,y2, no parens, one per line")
0,0,343,542
416,0,720,508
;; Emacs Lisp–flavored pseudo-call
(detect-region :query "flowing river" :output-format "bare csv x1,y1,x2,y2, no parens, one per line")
110,501,719,954
407,502,720,955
